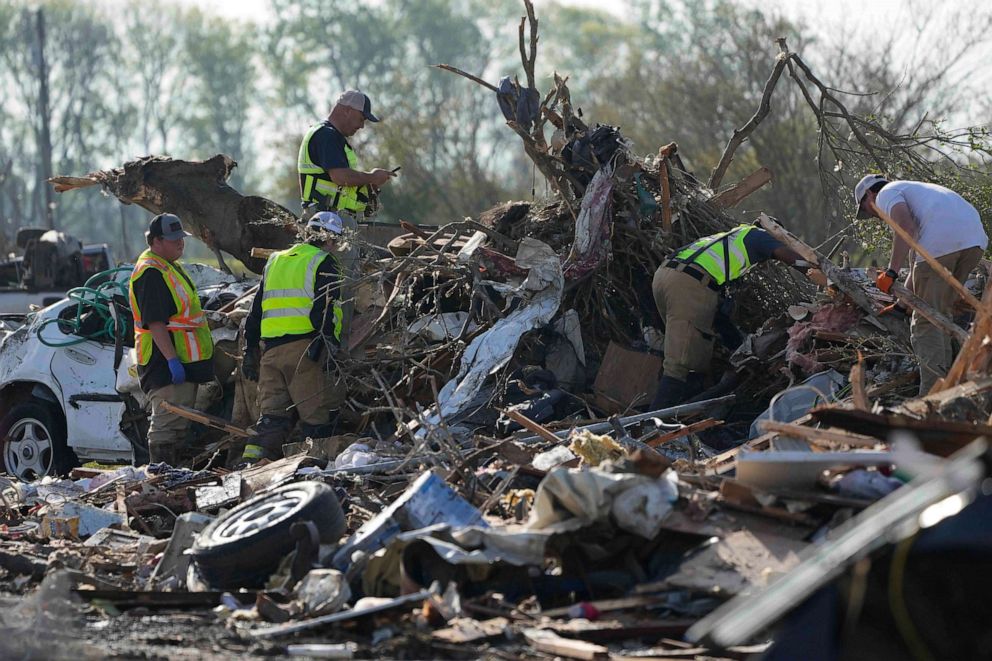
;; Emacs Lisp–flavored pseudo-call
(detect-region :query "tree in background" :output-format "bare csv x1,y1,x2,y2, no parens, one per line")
0,0,259,262
0,0,988,265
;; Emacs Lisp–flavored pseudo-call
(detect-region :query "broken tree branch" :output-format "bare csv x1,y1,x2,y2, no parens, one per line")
757,214,910,344
709,39,790,190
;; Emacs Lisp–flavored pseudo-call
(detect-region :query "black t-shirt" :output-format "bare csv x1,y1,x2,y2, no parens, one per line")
132,268,214,392
309,121,350,170
245,252,342,352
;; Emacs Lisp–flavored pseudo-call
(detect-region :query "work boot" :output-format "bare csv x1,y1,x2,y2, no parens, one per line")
684,372,707,401
649,375,688,411
148,441,179,467
241,415,293,465
299,420,338,440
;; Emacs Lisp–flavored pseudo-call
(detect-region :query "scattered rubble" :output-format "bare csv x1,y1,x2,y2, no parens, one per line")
3,1,992,659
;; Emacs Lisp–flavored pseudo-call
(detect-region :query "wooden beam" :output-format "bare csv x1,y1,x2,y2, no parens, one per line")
160,402,250,437
898,376,992,417
757,214,910,344
933,282,992,392
658,159,672,231
711,166,773,209
502,408,560,444
757,420,881,448
702,414,812,475
645,418,722,447
849,352,869,411
523,629,609,660
889,280,968,344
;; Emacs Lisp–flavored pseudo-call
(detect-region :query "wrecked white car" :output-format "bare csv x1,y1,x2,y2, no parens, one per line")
0,264,254,480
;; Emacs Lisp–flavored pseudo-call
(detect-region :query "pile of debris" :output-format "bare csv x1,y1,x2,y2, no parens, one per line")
1,368,990,659
5,2,990,658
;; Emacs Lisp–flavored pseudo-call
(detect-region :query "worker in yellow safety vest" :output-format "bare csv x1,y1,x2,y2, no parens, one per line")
650,224,826,409
298,89,396,217
240,212,347,464
128,214,215,466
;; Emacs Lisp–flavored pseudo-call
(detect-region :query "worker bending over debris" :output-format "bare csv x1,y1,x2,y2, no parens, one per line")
241,212,347,464
651,223,825,409
128,214,215,466
855,174,988,394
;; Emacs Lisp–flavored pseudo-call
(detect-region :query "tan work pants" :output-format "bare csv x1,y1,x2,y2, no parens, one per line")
910,246,983,395
652,266,719,381
147,382,198,464
258,337,344,425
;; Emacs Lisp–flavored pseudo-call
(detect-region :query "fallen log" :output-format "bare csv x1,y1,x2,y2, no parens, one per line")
50,155,298,273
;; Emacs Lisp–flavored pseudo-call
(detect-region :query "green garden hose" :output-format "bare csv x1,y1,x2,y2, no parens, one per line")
37,266,133,347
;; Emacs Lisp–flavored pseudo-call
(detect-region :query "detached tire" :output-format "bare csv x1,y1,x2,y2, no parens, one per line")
191,481,346,589
0,401,75,480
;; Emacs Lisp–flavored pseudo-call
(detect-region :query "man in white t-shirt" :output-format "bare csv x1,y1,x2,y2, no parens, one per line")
854,174,988,394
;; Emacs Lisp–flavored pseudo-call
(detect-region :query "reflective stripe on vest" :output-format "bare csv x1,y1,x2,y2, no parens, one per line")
298,124,368,213
260,243,343,341
675,225,755,285
128,249,214,366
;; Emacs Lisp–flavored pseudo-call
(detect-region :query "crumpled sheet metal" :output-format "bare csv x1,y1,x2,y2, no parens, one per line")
417,238,563,434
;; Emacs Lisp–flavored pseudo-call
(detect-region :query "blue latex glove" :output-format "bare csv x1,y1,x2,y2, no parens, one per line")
167,357,186,385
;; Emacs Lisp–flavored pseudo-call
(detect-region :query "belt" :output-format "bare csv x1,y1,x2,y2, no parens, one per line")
663,259,720,292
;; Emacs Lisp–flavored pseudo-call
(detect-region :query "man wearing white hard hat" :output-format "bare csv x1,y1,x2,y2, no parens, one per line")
854,174,987,393
240,211,347,463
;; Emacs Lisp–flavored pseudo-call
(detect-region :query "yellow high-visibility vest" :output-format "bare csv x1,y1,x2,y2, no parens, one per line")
298,124,369,213
260,243,343,340
675,224,756,285
128,249,213,365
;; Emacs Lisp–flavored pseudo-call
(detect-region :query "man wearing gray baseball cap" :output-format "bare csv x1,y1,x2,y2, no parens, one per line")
854,174,987,394
297,89,396,217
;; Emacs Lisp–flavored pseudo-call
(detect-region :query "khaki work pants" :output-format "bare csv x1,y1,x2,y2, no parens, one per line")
258,337,344,425
652,266,719,381
147,382,198,464
910,246,983,395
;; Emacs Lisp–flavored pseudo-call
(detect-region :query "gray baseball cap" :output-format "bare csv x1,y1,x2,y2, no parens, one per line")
336,89,379,122
147,213,191,241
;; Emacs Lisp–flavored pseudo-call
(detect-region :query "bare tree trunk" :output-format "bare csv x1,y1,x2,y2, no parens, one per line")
34,9,55,230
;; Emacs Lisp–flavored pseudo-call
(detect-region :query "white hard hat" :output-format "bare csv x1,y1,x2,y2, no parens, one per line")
306,211,345,235
853,174,889,218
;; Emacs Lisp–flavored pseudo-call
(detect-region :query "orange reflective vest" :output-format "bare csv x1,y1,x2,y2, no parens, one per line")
128,249,213,366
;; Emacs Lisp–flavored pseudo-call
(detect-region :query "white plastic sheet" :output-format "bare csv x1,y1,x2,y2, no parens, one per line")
417,238,562,434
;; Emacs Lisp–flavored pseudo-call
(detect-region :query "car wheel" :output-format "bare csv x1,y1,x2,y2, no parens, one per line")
0,402,75,481
191,481,346,589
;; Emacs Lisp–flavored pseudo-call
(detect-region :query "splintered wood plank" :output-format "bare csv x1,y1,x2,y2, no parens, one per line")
711,166,772,208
